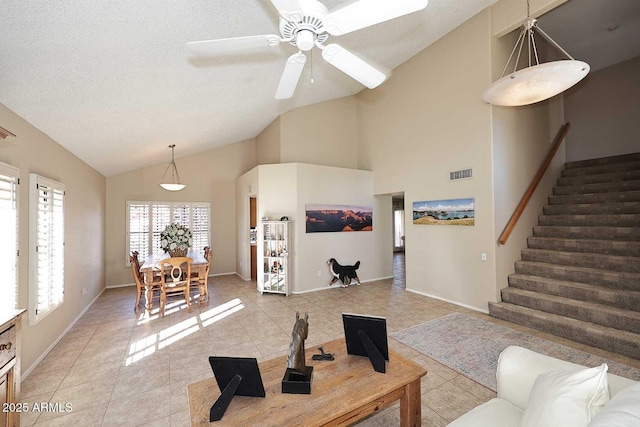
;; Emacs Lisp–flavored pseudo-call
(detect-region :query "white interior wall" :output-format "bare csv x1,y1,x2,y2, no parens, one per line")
0,102,106,375
236,163,391,295
295,163,389,293
564,55,640,162
357,10,496,312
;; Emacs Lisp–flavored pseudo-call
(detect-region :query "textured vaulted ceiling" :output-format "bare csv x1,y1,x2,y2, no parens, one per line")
1,0,638,176
0,0,497,176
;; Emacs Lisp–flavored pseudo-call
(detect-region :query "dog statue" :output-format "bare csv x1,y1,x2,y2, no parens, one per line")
328,258,361,288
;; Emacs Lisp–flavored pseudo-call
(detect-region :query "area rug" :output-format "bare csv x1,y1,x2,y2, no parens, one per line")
391,312,640,391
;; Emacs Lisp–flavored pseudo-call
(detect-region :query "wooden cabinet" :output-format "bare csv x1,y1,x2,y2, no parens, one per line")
0,310,24,427
258,221,291,295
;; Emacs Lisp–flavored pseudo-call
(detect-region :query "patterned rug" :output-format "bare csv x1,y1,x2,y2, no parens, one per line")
391,312,640,391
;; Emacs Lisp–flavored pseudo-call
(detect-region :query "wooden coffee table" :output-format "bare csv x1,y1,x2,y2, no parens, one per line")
187,337,427,426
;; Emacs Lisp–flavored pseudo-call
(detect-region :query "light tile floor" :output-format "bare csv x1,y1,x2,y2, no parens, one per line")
20,254,640,426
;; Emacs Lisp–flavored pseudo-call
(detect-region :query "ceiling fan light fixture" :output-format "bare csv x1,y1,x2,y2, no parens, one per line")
159,144,186,191
295,29,315,51
482,12,590,107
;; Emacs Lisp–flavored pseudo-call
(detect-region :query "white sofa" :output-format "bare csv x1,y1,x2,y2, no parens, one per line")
447,345,639,427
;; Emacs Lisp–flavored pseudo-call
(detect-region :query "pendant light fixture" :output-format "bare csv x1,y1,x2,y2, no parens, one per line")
159,144,186,191
482,0,589,106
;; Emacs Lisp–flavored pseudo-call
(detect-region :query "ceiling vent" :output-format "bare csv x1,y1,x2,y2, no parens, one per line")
449,168,473,181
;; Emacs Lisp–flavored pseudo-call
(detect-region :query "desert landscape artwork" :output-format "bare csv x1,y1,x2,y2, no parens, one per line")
413,198,474,226
305,204,373,233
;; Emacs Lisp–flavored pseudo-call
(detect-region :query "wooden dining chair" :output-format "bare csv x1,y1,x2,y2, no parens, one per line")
130,251,161,312
190,246,212,305
159,257,193,317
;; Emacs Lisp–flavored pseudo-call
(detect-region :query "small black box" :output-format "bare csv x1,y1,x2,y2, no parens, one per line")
282,366,313,394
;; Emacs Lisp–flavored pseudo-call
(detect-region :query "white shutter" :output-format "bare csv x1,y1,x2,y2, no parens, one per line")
152,203,171,254
172,203,190,227
29,174,65,325
191,203,210,253
0,162,19,313
127,202,150,261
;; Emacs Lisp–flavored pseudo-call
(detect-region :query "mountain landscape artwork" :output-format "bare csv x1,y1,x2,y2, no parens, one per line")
413,198,475,226
306,204,373,233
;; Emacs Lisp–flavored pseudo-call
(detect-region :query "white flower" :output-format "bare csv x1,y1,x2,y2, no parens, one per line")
160,223,193,253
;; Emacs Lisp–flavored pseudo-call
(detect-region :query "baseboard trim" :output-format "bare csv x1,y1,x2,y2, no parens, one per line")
22,287,107,379
235,272,251,282
106,282,135,289
405,288,489,314
291,276,394,295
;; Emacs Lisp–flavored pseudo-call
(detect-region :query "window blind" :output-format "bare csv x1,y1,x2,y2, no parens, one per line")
0,162,19,313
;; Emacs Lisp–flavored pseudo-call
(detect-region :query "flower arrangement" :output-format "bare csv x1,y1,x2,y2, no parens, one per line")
161,223,193,257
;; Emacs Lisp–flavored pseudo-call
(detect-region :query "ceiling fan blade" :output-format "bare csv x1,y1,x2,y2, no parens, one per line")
275,52,307,99
270,0,303,13
321,44,386,89
324,0,429,36
186,35,281,56
270,0,328,22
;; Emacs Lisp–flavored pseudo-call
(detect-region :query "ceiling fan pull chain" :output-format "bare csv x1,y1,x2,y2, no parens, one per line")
310,49,314,83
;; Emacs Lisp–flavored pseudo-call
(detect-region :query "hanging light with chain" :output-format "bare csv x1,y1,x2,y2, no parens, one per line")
159,144,186,191
482,0,590,106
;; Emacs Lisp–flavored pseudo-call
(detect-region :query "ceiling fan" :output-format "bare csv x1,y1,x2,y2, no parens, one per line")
187,0,429,99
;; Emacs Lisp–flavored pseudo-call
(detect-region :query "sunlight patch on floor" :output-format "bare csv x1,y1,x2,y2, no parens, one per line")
200,298,244,327
125,298,245,365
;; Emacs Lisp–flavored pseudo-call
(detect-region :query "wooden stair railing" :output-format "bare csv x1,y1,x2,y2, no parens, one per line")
498,122,571,245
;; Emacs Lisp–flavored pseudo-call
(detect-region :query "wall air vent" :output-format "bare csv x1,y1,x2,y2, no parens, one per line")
449,168,473,181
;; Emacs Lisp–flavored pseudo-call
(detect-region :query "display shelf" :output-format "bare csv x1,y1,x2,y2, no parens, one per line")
258,221,291,295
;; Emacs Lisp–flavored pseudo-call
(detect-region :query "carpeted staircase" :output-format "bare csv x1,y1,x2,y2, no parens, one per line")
490,152,640,359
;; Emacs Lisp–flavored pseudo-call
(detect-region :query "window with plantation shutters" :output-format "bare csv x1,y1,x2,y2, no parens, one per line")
0,162,19,314
126,201,210,265
190,204,210,253
151,204,171,256
29,174,65,325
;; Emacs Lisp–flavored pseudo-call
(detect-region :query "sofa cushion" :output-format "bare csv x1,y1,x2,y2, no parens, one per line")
521,363,610,427
588,382,640,427
446,398,523,427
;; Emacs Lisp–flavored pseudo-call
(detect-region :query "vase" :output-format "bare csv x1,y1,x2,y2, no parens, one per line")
168,247,188,257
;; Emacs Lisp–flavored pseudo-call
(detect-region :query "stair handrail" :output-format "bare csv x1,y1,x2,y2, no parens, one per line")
498,122,571,245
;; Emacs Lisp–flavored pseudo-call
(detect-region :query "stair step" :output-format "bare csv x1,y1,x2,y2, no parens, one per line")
532,225,640,241
549,190,640,205
538,213,640,227
514,261,640,290
561,160,640,177
526,236,640,257
508,274,640,310
521,249,640,273
500,288,640,334
565,153,640,169
489,302,640,359
557,170,640,186
543,202,640,215
553,180,640,196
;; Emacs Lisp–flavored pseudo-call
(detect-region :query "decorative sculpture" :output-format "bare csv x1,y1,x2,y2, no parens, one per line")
282,311,313,394
286,311,309,372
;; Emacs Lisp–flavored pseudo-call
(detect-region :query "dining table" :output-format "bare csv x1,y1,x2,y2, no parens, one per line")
139,251,209,310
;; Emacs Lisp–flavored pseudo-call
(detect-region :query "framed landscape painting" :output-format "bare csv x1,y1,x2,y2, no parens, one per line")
413,198,474,226
306,204,373,233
